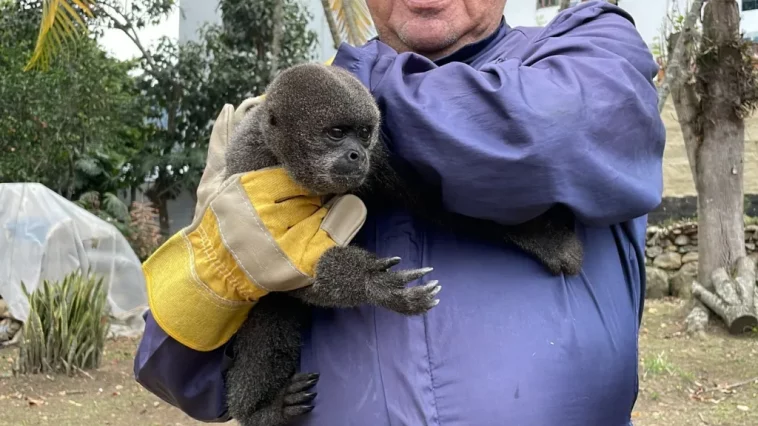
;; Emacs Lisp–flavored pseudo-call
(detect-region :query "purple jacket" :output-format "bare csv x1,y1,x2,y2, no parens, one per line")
134,3,664,425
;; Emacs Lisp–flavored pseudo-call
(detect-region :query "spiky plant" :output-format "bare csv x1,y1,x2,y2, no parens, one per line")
15,270,110,375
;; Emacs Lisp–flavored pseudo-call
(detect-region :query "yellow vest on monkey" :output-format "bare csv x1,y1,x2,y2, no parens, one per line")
142,57,367,352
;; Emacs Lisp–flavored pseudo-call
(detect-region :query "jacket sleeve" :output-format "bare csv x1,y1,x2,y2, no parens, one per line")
332,2,665,227
133,310,232,423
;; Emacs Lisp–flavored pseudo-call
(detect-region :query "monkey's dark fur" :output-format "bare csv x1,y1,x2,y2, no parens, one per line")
222,63,584,426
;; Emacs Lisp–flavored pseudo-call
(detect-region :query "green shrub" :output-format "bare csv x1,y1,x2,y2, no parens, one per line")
15,270,110,375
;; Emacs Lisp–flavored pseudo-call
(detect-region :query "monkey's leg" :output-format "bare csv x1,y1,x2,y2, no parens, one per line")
428,207,584,277
501,219,584,276
290,245,441,316
225,294,318,426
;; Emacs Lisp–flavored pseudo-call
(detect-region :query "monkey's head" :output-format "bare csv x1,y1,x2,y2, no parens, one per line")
261,63,381,195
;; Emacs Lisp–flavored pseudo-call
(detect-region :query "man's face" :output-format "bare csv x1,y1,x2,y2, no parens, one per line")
366,0,507,59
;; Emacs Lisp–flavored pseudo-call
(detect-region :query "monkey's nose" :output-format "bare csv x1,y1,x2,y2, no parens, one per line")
333,150,366,176
345,150,363,162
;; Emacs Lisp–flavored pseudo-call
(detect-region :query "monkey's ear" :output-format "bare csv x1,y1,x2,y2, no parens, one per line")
269,114,278,127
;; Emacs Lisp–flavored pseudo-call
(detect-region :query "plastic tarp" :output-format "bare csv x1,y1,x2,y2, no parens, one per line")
0,183,147,337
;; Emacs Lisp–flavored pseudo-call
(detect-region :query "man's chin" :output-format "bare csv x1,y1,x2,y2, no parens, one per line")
397,20,458,55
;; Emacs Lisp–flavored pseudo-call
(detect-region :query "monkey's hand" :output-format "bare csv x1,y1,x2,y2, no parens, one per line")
290,246,440,315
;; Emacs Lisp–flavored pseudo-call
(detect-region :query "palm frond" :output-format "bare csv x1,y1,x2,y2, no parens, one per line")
75,157,102,176
328,0,374,47
25,0,96,71
103,192,130,223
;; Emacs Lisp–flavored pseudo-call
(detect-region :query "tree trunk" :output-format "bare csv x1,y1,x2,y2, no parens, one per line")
270,0,285,75
320,0,342,50
683,0,757,334
148,193,170,236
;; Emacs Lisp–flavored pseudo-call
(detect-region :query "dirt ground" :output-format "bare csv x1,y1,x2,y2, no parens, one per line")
1,299,757,426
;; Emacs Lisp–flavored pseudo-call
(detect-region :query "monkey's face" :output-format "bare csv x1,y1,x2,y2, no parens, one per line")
268,111,380,195
262,64,382,195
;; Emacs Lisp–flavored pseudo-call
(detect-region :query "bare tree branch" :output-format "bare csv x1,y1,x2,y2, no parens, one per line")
92,2,161,79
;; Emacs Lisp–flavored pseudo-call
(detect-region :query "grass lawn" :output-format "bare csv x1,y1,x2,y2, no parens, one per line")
1,299,757,425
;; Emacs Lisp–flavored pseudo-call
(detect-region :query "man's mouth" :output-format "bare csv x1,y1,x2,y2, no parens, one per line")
403,0,449,13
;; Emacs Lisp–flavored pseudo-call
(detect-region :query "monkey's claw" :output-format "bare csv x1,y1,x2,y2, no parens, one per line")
281,372,320,420
373,256,403,271
382,279,442,316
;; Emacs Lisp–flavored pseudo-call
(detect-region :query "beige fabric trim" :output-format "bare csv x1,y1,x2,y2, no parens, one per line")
192,97,265,225
210,177,313,292
320,194,367,246
193,104,234,223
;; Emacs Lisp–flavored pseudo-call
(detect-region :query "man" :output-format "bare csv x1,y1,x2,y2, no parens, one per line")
134,0,665,425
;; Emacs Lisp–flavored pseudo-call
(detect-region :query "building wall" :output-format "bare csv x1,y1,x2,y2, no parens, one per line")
505,0,758,49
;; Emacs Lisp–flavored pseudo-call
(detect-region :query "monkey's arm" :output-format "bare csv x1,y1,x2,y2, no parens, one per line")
360,153,583,275
290,245,440,315
225,294,318,426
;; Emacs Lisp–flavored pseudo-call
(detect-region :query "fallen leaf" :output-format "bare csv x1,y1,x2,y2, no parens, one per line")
67,400,82,407
737,405,750,411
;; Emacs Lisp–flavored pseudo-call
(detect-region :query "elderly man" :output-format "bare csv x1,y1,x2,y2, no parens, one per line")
134,0,665,425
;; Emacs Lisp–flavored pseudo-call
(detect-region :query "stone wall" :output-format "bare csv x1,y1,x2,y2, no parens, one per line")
644,222,758,299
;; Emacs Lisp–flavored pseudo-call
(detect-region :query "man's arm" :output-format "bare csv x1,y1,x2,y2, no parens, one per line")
332,2,665,227
133,310,232,422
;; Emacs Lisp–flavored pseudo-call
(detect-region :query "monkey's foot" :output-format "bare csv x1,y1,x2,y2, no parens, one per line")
367,257,441,315
541,237,584,276
238,373,319,426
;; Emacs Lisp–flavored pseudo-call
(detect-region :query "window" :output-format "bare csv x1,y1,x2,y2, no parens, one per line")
744,0,758,11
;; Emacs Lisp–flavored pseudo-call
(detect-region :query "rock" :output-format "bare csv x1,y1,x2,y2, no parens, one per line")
746,243,756,251
671,262,698,300
747,224,758,233
673,229,682,235
674,235,690,246
682,252,699,263
666,245,679,252
0,317,21,343
654,252,683,270
0,299,7,318
663,238,674,247
645,267,670,299
750,252,758,267
646,246,663,258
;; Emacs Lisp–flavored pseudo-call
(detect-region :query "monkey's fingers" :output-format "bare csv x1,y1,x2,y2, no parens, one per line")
286,373,319,394
382,281,441,316
383,267,434,288
283,404,316,418
283,390,317,407
372,256,402,271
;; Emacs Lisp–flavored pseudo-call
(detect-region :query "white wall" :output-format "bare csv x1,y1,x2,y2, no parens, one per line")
504,0,758,50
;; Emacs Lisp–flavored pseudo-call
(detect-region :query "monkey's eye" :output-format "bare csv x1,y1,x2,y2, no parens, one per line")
357,126,371,141
326,127,346,140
